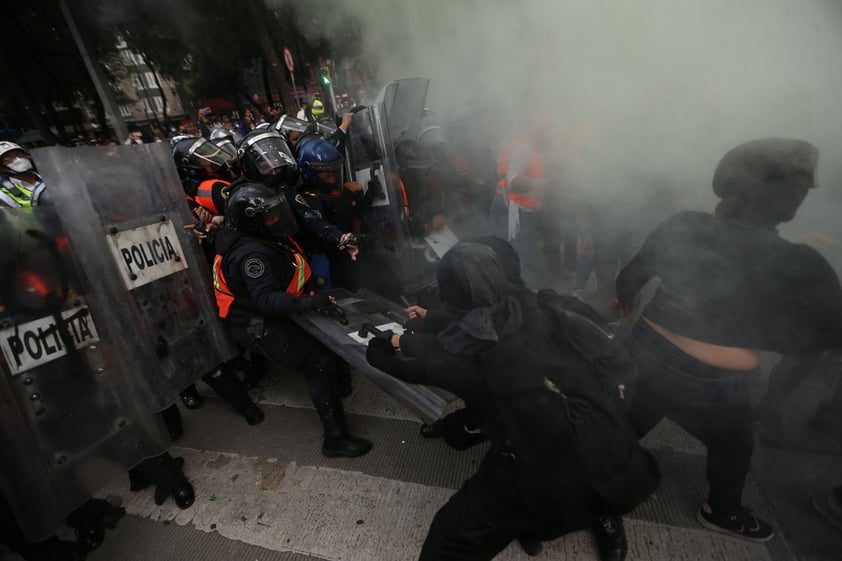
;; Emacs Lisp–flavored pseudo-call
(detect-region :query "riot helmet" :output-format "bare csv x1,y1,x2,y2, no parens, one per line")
297,137,344,193
171,136,235,183
225,182,298,239
273,114,314,141
0,141,35,175
210,126,243,151
394,139,436,171
712,138,819,227
237,130,298,188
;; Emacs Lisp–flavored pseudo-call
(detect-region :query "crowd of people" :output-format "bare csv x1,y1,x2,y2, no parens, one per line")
1,96,842,561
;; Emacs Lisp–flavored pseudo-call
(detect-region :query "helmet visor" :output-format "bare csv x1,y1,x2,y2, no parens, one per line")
245,192,299,237
189,138,232,174
245,135,297,177
310,160,345,189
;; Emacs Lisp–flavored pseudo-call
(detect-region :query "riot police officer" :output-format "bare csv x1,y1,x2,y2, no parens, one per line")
236,130,361,274
0,142,48,207
170,136,265,422
213,182,372,457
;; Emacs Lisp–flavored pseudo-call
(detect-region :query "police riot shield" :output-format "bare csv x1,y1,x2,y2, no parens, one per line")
291,288,453,423
346,79,441,298
0,205,170,541
32,144,239,410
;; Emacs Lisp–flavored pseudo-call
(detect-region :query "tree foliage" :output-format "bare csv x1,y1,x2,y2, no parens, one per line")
0,0,363,144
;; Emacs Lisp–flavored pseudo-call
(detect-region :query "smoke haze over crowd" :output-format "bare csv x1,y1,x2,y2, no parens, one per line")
279,0,842,236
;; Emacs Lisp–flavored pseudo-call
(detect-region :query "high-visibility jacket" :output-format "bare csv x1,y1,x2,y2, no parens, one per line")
190,179,229,216
0,177,45,208
212,237,311,319
496,137,545,210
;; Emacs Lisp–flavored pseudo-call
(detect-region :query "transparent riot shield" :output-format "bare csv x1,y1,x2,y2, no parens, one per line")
0,205,169,542
291,288,454,423
32,144,239,411
347,84,439,298
380,77,431,143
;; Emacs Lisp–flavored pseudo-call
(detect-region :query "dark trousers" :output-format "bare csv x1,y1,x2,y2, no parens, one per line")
419,451,589,561
625,321,755,514
229,318,335,408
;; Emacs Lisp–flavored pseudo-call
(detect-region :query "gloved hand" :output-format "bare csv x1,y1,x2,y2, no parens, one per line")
366,335,395,365
404,317,425,333
344,181,363,194
310,293,333,312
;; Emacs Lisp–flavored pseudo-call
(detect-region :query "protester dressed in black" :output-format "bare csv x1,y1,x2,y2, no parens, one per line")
615,138,842,542
368,242,654,561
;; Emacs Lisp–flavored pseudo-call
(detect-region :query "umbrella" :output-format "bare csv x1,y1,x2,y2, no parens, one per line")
198,98,236,114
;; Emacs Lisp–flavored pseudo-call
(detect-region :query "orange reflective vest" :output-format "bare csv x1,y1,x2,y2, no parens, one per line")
212,238,312,318
496,137,545,210
192,179,229,216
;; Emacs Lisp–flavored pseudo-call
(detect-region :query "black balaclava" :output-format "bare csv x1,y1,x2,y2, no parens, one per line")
437,242,523,355
712,138,818,229
469,235,526,289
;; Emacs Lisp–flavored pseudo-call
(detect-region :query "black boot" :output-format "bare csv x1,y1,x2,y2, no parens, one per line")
233,353,268,390
334,361,353,398
160,404,183,441
65,498,125,552
128,453,194,509
591,516,627,561
203,367,265,425
179,384,205,410
316,399,372,458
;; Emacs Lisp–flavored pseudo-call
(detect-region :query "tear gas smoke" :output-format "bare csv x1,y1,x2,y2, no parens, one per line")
273,0,842,247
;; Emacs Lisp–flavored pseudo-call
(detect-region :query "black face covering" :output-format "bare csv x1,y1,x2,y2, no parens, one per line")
712,138,818,229
469,236,525,289
436,242,523,355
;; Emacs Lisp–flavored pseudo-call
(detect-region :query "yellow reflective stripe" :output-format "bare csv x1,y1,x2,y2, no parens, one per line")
1,185,33,205
293,254,306,292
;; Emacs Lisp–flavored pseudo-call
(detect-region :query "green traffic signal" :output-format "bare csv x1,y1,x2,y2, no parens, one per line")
319,67,331,86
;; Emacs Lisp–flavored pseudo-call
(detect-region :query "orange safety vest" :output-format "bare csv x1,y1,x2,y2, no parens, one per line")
496,137,545,210
212,238,312,318
193,179,229,216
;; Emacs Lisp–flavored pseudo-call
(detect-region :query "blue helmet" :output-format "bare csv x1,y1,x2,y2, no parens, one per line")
297,137,344,193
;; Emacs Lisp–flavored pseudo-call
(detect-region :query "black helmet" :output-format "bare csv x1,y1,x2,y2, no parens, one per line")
171,136,234,182
237,130,298,188
394,139,435,170
225,182,299,239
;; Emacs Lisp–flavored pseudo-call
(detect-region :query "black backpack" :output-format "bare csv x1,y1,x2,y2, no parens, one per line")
478,296,658,515
537,289,637,409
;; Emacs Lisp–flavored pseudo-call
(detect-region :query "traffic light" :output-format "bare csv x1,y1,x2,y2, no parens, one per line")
319,66,331,86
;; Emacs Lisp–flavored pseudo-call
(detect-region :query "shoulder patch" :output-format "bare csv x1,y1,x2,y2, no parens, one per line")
295,193,310,207
244,257,265,278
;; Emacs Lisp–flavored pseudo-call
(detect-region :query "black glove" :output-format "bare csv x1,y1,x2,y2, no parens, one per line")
310,293,332,312
366,336,395,365
403,317,425,333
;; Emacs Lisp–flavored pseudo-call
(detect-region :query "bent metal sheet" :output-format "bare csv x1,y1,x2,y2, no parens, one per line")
107,219,189,290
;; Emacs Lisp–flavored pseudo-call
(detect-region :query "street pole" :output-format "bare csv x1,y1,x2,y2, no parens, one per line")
60,0,128,142
326,59,338,116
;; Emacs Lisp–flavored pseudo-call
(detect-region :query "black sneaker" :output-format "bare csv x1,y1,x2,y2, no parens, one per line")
591,516,627,561
696,503,775,542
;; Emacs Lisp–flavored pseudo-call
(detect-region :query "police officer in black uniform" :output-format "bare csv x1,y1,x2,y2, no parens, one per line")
213,182,372,457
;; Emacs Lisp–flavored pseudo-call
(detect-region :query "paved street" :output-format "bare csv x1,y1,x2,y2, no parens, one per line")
4,362,840,561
